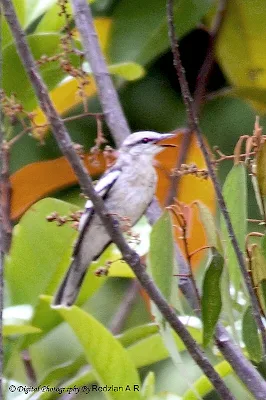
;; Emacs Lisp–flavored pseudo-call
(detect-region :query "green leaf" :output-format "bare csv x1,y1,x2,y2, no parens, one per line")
242,305,263,363
35,0,95,33
148,210,174,301
141,372,155,400
250,243,266,315
5,198,78,306
54,325,202,400
256,141,266,213
221,163,247,292
2,0,26,48
230,87,266,113
3,34,81,110
118,323,159,348
109,0,213,66
109,62,145,81
47,297,142,400
3,34,63,109
182,360,232,400
25,0,57,27
127,329,202,369
216,1,266,90
3,324,41,337
202,249,224,347
194,201,217,248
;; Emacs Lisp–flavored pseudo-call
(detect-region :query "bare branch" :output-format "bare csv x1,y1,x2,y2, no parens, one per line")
194,0,228,114
167,0,266,356
1,2,236,397
70,0,130,147
109,279,140,335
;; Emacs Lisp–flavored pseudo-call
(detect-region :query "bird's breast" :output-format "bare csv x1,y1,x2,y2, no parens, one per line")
106,166,157,225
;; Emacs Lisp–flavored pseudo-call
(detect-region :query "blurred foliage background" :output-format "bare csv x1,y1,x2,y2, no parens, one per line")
3,0,266,399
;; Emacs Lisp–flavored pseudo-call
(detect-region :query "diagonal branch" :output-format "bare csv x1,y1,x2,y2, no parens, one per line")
194,0,227,115
167,0,266,356
1,1,236,398
70,0,130,147
166,0,228,205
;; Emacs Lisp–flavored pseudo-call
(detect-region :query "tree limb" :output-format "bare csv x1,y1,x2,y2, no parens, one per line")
70,0,130,147
1,1,236,397
167,0,266,357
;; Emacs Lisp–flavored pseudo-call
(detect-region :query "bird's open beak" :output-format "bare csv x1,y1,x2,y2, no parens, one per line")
156,133,177,147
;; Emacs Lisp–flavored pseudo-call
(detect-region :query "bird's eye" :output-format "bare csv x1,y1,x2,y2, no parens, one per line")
141,138,150,144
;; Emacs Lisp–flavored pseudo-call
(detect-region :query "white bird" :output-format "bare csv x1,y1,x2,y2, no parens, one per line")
53,131,175,307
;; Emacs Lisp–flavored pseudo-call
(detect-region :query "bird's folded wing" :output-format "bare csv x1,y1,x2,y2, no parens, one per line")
78,169,121,232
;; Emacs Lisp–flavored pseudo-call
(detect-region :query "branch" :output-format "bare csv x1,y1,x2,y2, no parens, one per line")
0,142,12,253
194,0,227,115
1,2,236,398
166,0,227,206
109,279,140,335
167,0,266,355
70,0,130,147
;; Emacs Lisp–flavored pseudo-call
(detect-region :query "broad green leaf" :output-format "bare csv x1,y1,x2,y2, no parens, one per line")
194,201,217,248
39,324,158,390
182,360,232,400
3,34,66,109
36,354,86,389
242,305,263,363
2,0,26,48
148,210,174,301
109,0,213,66
221,163,247,292
230,87,266,114
54,325,202,400
3,324,41,337
118,323,159,348
25,0,57,27
35,0,95,33
5,198,78,306
127,326,202,369
109,62,145,81
216,0,266,91
48,298,142,400
250,243,266,315
256,141,266,212
148,211,181,369
141,372,155,400
202,249,224,346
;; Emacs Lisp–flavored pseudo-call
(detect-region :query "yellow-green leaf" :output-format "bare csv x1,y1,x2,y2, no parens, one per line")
202,249,224,347
47,297,141,400
242,305,263,363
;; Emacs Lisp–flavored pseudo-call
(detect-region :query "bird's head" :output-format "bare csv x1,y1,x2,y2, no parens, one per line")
120,131,176,158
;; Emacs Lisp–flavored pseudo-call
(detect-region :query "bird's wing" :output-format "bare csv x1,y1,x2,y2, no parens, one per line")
78,168,121,231
73,168,121,257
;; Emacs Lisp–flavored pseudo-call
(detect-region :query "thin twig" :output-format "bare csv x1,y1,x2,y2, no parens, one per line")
166,0,227,206
21,350,37,386
62,111,103,123
194,0,227,114
0,141,12,253
70,0,130,147
1,2,237,397
165,127,190,206
167,0,266,356
109,280,140,335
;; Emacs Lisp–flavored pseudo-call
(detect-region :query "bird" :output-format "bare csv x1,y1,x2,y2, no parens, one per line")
52,131,175,307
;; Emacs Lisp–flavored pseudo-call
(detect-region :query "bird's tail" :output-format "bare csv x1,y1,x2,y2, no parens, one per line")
52,258,87,307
